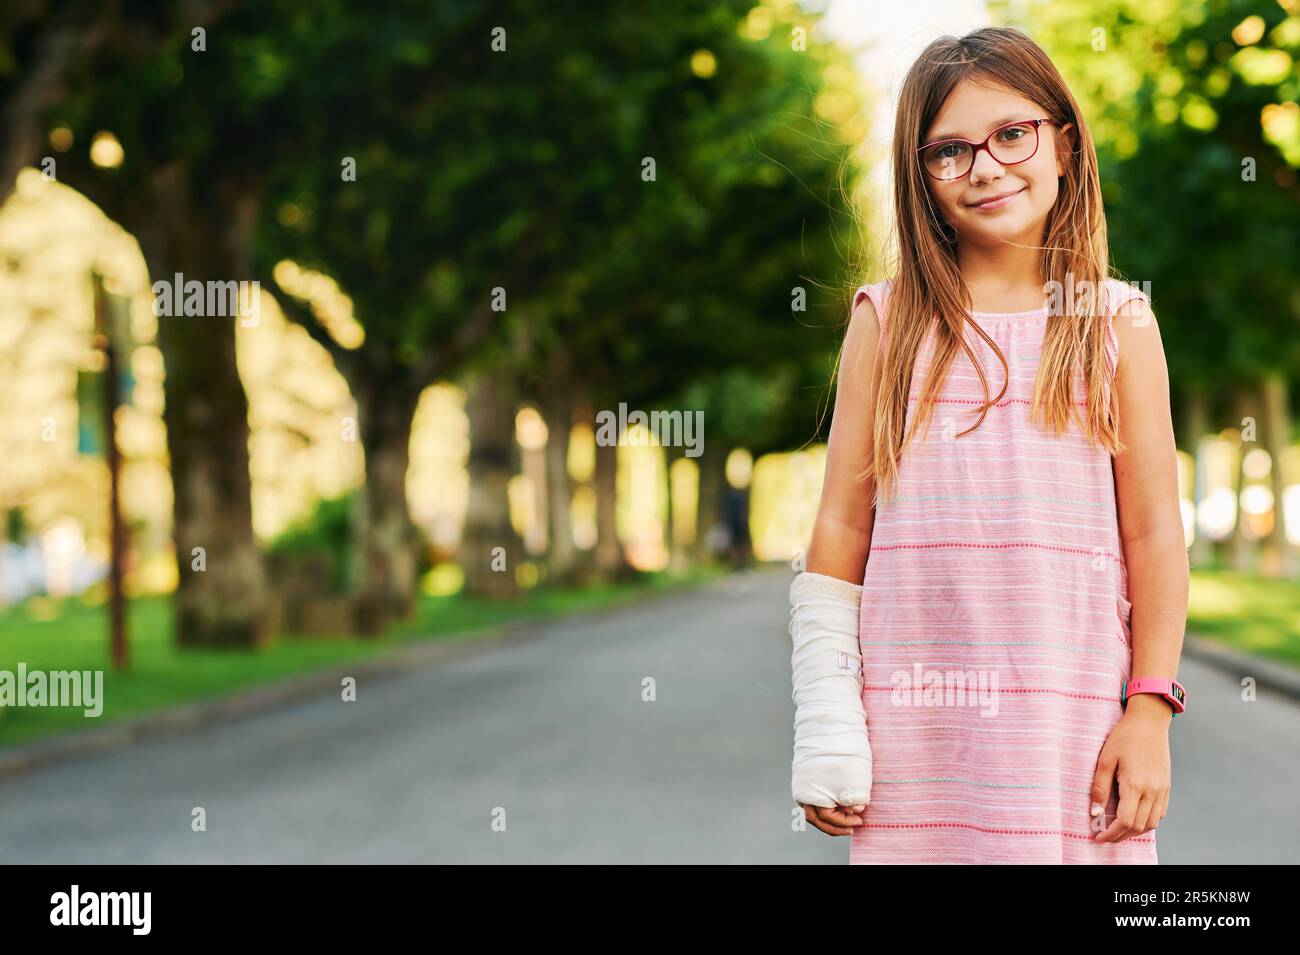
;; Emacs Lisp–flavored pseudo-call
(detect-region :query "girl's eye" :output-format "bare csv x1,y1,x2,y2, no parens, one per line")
997,124,1030,143
935,142,966,159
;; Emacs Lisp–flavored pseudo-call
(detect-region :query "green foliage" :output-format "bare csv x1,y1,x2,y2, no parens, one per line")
265,492,357,593
251,2,871,456
1016,0,1300,396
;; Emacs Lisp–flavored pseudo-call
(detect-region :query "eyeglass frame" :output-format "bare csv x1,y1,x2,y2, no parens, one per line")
916,118,1058,181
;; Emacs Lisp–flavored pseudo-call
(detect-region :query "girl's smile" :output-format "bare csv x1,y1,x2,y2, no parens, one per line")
966,186,1025,210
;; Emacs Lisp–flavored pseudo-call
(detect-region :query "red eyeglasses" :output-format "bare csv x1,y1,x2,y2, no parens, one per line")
918,118,1056,180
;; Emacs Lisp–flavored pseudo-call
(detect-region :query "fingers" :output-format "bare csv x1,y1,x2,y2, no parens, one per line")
1092,813,1133,842
1090,748,1134,842
802,804,850,836
800,802,867,837
822,804,865,827
1088,750,1116,837
1143,790,1169,835
1095,772,1156,844
1093,769,1135,843
1090,736,1171,843
1133,785,1171,837
1130,791,1156,836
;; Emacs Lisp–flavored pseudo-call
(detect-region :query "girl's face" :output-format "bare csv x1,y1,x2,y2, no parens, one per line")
921,78,1073,247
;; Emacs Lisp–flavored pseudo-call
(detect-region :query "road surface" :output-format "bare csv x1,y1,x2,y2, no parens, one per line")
1,566,1295,863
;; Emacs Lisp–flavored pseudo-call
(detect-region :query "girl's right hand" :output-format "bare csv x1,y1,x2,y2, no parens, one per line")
800,802,866,836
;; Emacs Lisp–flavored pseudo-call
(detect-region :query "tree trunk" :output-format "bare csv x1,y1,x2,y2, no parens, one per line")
693,444,728,565
570,394,599,583
1181,387,1212,569
1228,387,1256,574
664,444,693,573
541,382,580,586
349,367,425,634
1259,372,1295,578
461,369,523,598
136,170,268,648
593,432,630,580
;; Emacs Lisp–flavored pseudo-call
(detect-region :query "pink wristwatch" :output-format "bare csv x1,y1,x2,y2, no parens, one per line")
1121,677,1186,716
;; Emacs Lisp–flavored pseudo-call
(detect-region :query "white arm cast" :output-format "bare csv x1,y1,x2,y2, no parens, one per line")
789,570,873,808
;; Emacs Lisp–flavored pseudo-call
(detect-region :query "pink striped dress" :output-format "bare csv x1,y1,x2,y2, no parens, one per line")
848,277,1157,864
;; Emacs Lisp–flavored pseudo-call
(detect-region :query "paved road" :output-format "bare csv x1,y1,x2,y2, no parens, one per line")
1,566,1296,863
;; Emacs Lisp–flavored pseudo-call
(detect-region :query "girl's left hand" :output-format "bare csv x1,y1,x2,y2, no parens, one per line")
1089,699,1173,842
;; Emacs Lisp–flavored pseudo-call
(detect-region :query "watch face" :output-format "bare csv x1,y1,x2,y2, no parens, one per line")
1172,686,1185,704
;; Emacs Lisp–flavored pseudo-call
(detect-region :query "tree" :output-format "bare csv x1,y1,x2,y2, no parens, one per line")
1,0,272,646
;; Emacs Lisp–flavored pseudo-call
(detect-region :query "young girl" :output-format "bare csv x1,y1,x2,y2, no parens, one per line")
788,27,1189,864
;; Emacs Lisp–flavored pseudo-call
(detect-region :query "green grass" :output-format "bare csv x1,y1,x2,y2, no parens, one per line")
0,562,734,749
1188,569,1300,668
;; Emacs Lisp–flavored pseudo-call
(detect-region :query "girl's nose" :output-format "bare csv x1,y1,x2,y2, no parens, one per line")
968,148,1006,183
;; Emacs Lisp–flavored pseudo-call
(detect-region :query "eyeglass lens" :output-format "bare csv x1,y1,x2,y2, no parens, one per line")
923,122,1040,179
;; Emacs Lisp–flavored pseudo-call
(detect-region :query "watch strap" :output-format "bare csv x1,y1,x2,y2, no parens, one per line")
1122,677,1186,715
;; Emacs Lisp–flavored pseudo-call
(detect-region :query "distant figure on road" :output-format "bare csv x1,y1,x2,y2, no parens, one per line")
722,483,752,569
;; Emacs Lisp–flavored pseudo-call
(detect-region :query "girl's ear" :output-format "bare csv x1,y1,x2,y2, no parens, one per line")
1055,122,1077,177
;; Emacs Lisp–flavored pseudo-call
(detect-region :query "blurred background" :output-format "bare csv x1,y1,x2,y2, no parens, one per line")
0,0,1296,863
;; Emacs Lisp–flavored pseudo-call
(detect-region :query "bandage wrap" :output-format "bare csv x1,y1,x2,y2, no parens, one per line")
789,570,873,808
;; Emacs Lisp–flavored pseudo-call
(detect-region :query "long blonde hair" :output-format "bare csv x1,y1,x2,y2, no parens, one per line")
857,27,1125,507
